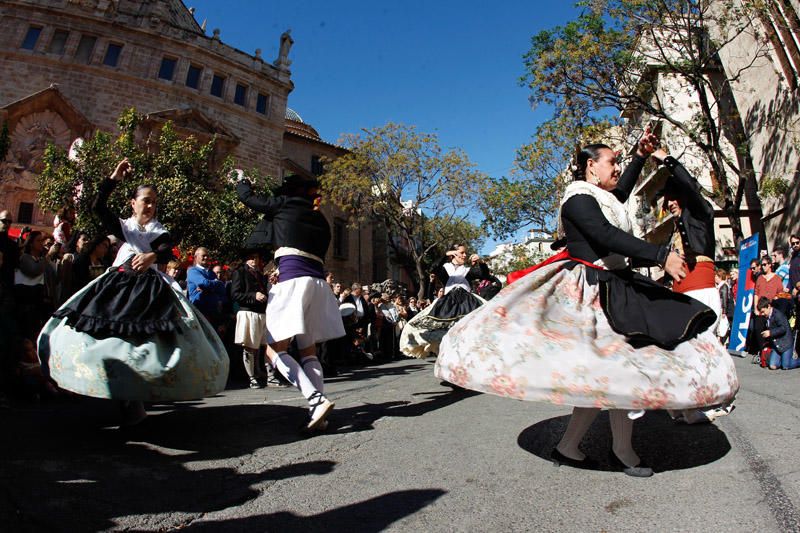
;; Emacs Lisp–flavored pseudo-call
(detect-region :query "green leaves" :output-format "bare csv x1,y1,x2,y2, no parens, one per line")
37,108,265,262
321,122,486,294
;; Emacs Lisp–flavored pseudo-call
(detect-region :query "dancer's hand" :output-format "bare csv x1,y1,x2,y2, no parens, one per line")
761,330,771,338
131,252,156,272
470,254,481,265
110,159,133,181
636,127,660,157
664,250,686,280
256,291,267,302
651,148,669,164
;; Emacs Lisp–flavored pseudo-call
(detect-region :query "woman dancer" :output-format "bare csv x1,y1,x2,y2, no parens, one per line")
436,140,738,477
236,173,344,431
400,245,494,358
39,159,229,424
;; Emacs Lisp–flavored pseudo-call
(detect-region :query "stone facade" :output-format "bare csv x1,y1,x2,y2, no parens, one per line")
624,1,800,255
0,0,291,229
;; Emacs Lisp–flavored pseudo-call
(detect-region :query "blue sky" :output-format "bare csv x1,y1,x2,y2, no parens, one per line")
189,1,582,252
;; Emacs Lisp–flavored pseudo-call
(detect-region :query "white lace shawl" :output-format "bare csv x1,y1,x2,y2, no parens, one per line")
557,181,633,270
112,216,168,270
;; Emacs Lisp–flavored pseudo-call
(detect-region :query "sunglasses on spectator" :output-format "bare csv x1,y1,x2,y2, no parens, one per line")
792,241,800,246
761,263,770,267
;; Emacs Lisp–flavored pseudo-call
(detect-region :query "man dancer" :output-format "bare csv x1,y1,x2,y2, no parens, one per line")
652,147,733,424
237,174,344,431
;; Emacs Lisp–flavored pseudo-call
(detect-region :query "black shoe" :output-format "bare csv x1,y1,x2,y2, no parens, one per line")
608,451,654,478
550,448,598,469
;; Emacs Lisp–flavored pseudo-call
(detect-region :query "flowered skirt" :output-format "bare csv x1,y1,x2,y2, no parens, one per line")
38,270,229,401
435,262,738,410
400,288,485,358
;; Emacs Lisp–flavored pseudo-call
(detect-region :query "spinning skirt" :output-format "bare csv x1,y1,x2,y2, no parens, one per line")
38,270,229,401
435,262,738,410
265,276,345,345
400,287,485,358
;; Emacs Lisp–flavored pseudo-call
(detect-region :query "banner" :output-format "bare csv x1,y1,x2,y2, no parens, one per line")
728,233,759,352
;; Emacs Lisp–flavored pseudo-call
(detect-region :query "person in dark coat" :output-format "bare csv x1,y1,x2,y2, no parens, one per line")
757,297,798,370
236,173,344,431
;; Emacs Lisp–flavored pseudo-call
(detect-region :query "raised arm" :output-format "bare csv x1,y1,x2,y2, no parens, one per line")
236,180,284,215
658,154,714,220
92,178,125,241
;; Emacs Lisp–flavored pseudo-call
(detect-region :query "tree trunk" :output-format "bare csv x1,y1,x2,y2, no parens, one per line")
416,260,427,301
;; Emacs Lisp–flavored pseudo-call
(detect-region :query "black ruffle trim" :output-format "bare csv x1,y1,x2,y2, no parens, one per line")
53,268,181,337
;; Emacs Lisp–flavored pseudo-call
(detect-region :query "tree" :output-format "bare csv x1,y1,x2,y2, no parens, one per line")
321,123,486,298
38,108,267,262
479,116,614,238
520,0,775,243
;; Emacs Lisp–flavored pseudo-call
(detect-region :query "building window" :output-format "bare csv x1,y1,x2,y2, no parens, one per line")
333,218,349,259
311,155,324,176
48,29,69,55
74,35,97,63
21,26,42,50
234,83,248,106
103,43,123,67
255,93,269,115
158,57,177,80
210,74,226,97
186,64,202,89
17,202,34,225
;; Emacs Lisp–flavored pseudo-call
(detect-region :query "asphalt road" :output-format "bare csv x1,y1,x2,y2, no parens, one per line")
2,355,799,532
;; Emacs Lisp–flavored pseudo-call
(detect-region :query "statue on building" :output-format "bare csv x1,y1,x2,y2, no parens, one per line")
275,30,293,70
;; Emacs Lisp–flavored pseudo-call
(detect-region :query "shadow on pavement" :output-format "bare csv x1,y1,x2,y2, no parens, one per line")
328,387,480,433
517,410,731,473
0,400,337,531
324,362,431,384
184,488,447,533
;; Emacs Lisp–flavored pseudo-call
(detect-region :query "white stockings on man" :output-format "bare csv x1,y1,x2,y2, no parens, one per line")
301,356,324,393
271,351,320,403
556,407,641,467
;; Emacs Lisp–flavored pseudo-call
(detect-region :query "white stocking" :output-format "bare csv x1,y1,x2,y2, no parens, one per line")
301,356,324,394
556,407,600,461
609,409,641,467
271,351,319,402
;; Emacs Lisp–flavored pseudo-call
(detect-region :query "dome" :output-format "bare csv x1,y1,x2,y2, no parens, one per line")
285,107,303,123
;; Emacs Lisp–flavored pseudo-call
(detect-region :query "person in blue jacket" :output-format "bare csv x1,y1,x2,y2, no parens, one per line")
757,296,799,370
187,247,227,330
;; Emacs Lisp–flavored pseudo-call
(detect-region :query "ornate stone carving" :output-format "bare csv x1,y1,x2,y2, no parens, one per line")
1,111,71,188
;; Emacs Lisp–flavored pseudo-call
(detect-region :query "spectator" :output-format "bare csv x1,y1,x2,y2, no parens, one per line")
407,296,420,319
56,229,90,305
187,247,227,330
14,231,53,340
755,257,784,302
325,271,335,288
230,252,277,389
757,296,798,370
332,281,343,300
772,245,790,290
0,210,19,291
716,269,733,342
343,283,370,329
789,235,800,317
72,235,110,293
52,207,75,245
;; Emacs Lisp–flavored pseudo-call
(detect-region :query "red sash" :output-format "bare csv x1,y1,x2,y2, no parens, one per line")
506,249,603,285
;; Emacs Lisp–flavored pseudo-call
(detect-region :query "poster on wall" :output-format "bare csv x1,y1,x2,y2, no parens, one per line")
728,233,760,353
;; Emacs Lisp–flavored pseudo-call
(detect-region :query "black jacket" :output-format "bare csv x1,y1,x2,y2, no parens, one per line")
661,156,716,259
766,308,793,354
342,294,371,328
230,265,269,313
236,181,330,260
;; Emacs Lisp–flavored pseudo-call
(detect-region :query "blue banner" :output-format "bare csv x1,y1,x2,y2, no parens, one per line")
728,233,759,352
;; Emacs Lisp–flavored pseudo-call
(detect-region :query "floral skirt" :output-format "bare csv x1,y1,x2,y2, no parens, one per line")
38,270,229,402
435,262,738,410
399,288,485,358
